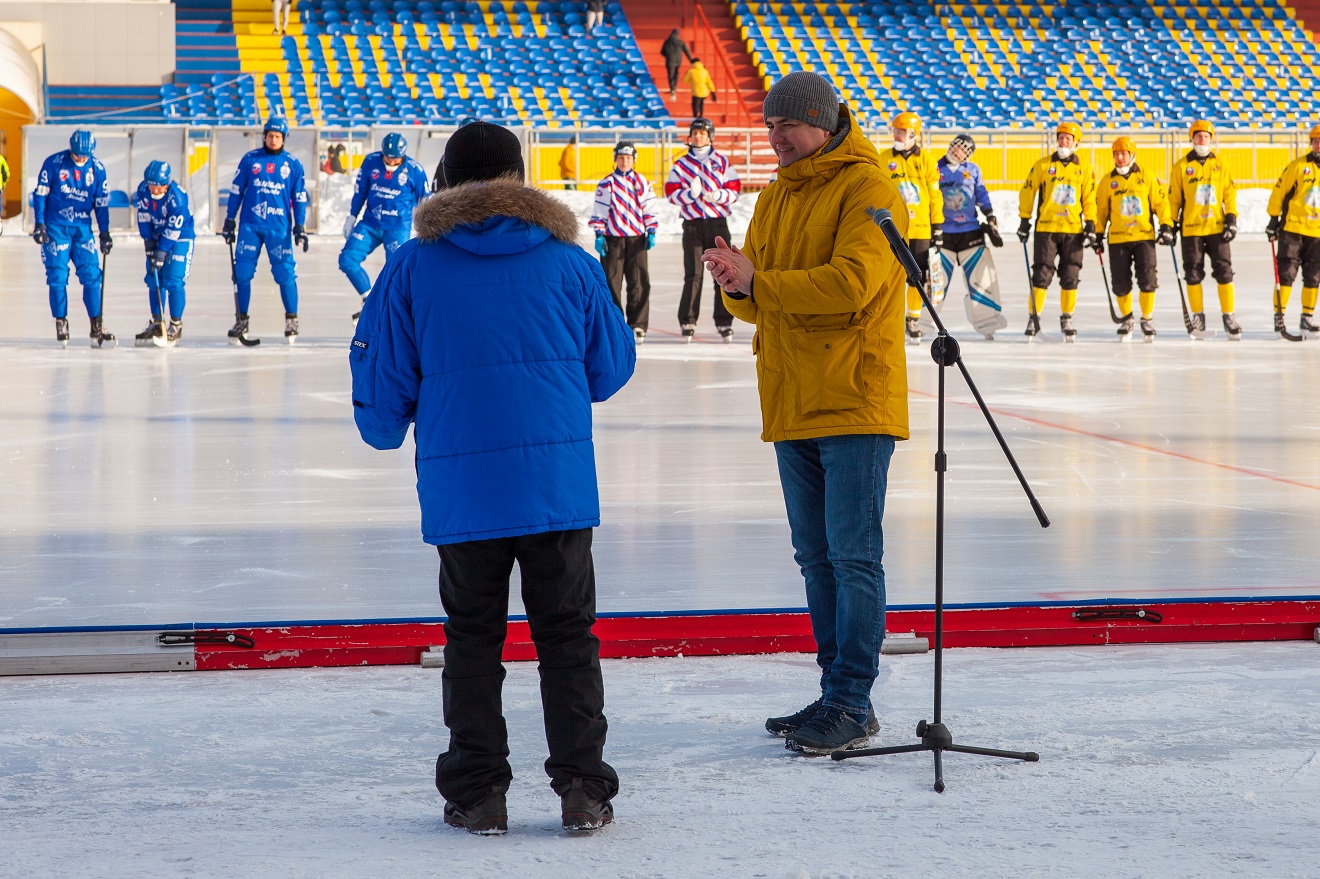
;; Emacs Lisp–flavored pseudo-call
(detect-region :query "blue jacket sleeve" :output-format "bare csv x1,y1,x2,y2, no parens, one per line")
135,184,154,242
350,255,420,449
579,250,636,403
93,160,110,232
226,160,246,221
157,191,186,252
974,166,994,218
32,156,52,225
291,159,308,227
349,164,369,218
412,160,430,205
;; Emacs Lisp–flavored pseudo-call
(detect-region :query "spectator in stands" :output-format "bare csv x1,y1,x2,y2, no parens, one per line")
1169,120,1240,339
701,71,909,756
349,121,633,836
1266,123,1320,339
664,117,741,341
590,142,658,342
322,143,350,175
273,0,292,35
661,29,694,101
585,0,605,34
683,59,716,120
559,135,578,190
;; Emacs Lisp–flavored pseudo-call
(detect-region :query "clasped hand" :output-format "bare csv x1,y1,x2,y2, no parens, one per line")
701,236,753,298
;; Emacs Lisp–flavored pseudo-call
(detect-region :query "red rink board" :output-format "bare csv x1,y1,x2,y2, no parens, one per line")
193,599,1320,671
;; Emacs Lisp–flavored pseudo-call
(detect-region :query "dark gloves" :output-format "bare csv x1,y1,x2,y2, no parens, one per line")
32,224,50,245
1266,215,1280,243
99,230,114,255
594,234,607,259
150,248,169,271
982,216,1003,248
646,230,656,250
1016,217,1031,243
930,224,943,249
144,239,156,256
293,224,309,252
1222,213,1237,243
1082,220,1100,254
1156,225,1175,246
221,217,236,245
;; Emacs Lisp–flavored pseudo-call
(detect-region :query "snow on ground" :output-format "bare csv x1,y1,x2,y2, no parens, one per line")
3,641,1319,879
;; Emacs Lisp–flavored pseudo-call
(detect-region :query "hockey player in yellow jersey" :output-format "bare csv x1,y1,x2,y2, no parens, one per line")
885,111,944,343
1095,136,1172,342
1169,120,1240,339
1017,121,1097,340
1265,124,1320,339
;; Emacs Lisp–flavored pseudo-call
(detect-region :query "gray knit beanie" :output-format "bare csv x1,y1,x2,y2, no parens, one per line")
763,71,840,132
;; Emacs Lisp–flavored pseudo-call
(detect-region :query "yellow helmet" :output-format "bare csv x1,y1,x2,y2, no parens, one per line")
1056,120,1082,142
1112,136,1136,154
1189,119,1215,140
1310,123,1320,140
892,111,921,134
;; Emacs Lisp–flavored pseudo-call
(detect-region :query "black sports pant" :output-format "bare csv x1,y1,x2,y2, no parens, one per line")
1275,230,1320,288
1108,239,1158,295
1031,231,1085,289
679,217,733,328
435,528,619,809
602,234,650,331
666,63,680,92
1180,233,1234,285
692,96,705,117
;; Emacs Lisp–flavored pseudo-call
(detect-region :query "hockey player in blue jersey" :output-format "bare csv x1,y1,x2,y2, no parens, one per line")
220,116,309,343
340,132,429,318
133,160,195,347
31,129,116,347
928,133,1008,340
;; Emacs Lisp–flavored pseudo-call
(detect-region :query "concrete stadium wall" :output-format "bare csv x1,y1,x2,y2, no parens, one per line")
0,0,175,87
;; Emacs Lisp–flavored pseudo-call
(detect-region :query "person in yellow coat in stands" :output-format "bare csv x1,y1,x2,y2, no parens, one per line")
1017,120,1097,340
1265,123,1320,339
1168,120,1240,339
683,59,716,120
884,111,943,343
1094,136,1173,342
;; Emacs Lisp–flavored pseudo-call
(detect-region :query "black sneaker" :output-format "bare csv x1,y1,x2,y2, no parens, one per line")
443,787,507,835
767,699,880,737
560,778,613,832
785,706,873,755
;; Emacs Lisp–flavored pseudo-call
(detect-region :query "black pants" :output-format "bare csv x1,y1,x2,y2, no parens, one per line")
1275,230,1320,288
1108,239,1158,295
944,229,986,251
602,235,650,331
692,95,705,117
679,217,733,328
1031,231,1085,289
435,528,619,808
666,63,680,92
1180,233,1233,285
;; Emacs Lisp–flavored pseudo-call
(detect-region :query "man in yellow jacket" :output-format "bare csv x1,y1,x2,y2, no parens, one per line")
1095,136,1172,341
702,71,909,757
1266,124,1320,339
881,111,944,343
683,59,716,120
1017,121,1097,339
1169,120,1240,338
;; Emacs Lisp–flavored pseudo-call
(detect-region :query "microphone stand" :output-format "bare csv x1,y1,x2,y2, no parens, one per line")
835,210,1050,792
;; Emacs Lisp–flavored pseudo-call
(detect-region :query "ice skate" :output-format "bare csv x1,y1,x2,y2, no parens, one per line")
1023,313,1040,340
1116,313,1134,342
228,314,251,345
1191,312,1206,333
166,319,183,346
681,323,695,342
1059,312,1077,343
1140,317,1156,343
718,326,734,343
1301,313,1319,338
90,317,116,349
135,318,163,347
633,327,646,344
1222,313,1242,340
1274,312,1290,340
284,312,299,344
905,316,922,345
55,317,70,348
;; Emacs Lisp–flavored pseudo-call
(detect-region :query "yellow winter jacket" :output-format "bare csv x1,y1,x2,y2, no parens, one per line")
881,146,943,239
1168,151,1237,237
722,107,910,443
1096,164,1171,245
1267,153,1320,237
1018,152,1096,234
683,62,715,99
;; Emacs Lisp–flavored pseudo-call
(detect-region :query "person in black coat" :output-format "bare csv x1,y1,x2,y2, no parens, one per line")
660,28,694,99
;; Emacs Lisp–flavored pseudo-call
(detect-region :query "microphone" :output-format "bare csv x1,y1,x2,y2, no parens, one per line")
868,207,926,291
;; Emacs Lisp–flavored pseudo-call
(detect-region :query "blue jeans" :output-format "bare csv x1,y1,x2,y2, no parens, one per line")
774,434,895,717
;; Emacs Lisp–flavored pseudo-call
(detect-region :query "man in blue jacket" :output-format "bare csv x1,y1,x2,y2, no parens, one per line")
31,129,115,347
133,160,195,346
220,116,308,343
340,132,429,318
349,122,635,836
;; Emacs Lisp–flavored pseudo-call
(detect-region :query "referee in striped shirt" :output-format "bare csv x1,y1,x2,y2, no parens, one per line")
590,142,658,342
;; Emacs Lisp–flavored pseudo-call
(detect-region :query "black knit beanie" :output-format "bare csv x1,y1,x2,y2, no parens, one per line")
440,122,525,187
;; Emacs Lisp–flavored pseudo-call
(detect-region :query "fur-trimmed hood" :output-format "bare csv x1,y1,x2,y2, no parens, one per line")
412,178,579,248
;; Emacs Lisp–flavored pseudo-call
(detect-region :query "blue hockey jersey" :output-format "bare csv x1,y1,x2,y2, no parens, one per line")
135,181,196,252
32,151,110,230
349,153,430,230
937,157,994,235
225,148,308,230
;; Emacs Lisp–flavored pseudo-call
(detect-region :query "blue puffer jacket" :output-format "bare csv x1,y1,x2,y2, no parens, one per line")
350,178,636,545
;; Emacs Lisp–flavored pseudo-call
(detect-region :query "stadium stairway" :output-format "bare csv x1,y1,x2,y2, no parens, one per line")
1289,0,1320,34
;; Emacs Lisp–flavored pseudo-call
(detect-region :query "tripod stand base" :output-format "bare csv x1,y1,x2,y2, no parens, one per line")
831,720,1039,793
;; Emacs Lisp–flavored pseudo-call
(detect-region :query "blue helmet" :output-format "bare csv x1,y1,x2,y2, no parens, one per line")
263,116,289,137
382,132,407,159
69,130,96,157
144,160,172,186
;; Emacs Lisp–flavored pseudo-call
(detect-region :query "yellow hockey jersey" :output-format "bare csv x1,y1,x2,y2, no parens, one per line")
1096,164,1171,244
1018,153,1096,234
1168,152,1237,237
1267,153,1320,238
882,146,943,239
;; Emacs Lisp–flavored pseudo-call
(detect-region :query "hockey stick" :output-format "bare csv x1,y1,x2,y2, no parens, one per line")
93,249,116,348
227,238,260,347
150,264,172,348
1020,239,1041,337
1095,249,1123,324
1269,237,1304,342
1166,243,1215,340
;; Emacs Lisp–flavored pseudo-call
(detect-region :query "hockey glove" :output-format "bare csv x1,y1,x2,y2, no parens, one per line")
982,216,1004,248
343,215,356,239
930,224,944,250
32,224,50,245
1222,214,1237,243
647,231,656,250
99,230,114,256
1016,218,1031,243
1265,216,1280,243
221,218,237,245
1156,225,1175,247
150,248,169,271
293,224,309,252
144,239,157,256
594,234,607,259
687,177,703,199
1082,221,1099,254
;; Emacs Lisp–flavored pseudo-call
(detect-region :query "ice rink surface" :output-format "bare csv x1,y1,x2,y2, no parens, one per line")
2,230,1319,629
